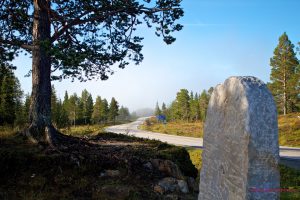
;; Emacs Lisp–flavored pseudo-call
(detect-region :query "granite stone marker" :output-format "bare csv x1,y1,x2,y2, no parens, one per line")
198,76,280,200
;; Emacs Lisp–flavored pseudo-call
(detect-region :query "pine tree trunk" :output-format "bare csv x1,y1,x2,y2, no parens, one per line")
26,0,54,143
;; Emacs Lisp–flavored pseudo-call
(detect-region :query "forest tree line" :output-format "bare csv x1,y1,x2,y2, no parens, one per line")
0,65,132,128
156,33,300,121
155,87,214,122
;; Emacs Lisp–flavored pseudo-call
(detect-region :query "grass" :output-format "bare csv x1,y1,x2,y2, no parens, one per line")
280,165,300,199
141,113,300,147
60,121,132,137
1,119,300,199
187,148,202,184
186,148,300,199
60,124,106,137
140,117,204,138
278,113,300,147
0,127,198,200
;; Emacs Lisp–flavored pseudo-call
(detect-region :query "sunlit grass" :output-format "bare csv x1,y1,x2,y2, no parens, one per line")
0,126,18,139
60,124,106,137
141,114,300,147
187,148,202,183
187,148,300,199
140,117,203,138
278,113,300,147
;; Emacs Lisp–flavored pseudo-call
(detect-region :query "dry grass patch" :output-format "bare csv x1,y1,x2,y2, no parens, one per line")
278,113,300,147
140,118,203,138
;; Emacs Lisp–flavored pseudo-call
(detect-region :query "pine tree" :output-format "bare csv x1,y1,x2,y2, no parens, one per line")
51,86,69,128
155,102,162,116
167,101,178,121
101,99,109,123
118,106,130,121
92,96,102,124
63,91,69,106
269,33,299,115
0,0,183,142
51,85,59,126
0,67,23,125
81,89,94,124
11,77,24,127
23,94,31,123
175,89,190,121
199,90,209,121
14,96,25,128
108,97,119,124
190,91,200,121
68,93,80,127
55,100,69,128
161,102,167,116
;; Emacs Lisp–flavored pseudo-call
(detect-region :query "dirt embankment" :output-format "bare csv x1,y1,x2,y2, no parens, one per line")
0,132,199,200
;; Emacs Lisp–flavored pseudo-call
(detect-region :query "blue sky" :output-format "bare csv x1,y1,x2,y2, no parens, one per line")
13,0,300,111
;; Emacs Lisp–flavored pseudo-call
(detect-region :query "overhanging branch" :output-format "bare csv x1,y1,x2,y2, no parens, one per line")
0,39,35,51
50,6,180,43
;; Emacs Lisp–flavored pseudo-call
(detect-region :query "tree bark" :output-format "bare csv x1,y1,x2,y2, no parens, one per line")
26,0,53,143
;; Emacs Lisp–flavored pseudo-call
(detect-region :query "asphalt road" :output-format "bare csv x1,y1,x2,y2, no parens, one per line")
106,117,300,167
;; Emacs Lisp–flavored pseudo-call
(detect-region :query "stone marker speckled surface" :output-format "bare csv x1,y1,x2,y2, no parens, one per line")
198,76,280,200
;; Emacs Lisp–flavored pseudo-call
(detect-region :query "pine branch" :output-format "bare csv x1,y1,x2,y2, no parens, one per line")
50,9,126,43
0,39,35,51
50,6,179,43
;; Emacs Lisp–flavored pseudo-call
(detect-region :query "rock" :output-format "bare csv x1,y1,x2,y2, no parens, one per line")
177,180,189,193
187,177,198,192
100,169,120,177
143,162,153,171
154,185,164,194
199,76,280,200
151,159,183,179
157,177,177,193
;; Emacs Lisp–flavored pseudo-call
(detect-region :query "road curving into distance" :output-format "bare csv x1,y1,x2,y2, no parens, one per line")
105,117,300,168
106,117,203,148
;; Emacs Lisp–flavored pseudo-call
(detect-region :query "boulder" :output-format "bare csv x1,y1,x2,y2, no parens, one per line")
177,180,189,193
151,159,183,179
157,177,177,193
199,76,280,200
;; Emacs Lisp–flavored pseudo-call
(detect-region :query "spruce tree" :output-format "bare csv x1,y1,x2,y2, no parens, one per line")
118,106,130,121
175,89,190,121
161,102,167,116
92,96,102,124
23,94,31,123
55,100,69,128
190,91,200,121
63,91,69,106
0,67,23,125
101,98,109,123
155,102,162,116
81,89,93,124
108,97,119,124
68,93,79,127
199,90,209,121
51,85,59,126
269,33,299,115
